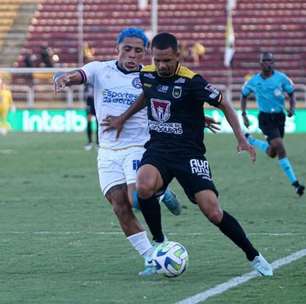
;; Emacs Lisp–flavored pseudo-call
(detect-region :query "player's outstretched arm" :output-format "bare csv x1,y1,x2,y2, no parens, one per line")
102,92,146,138
218,98,256,162
53,70,84,93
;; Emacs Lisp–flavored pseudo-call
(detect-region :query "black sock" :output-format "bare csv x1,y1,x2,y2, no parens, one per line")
292,180,299,188
87,120,92,143
138,195,164,243
217,211,259,261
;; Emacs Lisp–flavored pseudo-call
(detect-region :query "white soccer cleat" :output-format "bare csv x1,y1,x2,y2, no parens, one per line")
250,254,273,276
84,143,93,151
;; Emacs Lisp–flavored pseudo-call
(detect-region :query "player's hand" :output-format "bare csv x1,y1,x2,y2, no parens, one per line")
101,115,124,139
241,113,250,128
237,139,256,163
204,116,220,133
287,108,295,117
53,72,68,93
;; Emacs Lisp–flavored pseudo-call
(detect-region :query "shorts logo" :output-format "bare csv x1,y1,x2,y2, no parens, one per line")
172,86,182,99
190,159,212,180
133,160,140,170
151,98,171,122
132,77,142,89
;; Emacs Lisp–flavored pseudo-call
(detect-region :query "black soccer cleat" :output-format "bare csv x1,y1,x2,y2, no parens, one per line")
296,184,305,197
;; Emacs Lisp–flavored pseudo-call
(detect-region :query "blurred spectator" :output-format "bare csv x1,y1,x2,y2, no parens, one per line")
23,49,37,86
84,83,98,150
39,45,60,67
191,41,206,64
179,41,190,62
83,42,95,63
0,77,15,135
23,49,37,68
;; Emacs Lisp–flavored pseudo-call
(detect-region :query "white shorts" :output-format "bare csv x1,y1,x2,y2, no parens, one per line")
97,146,145,195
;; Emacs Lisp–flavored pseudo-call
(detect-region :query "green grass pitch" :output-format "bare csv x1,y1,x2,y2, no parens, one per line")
0,133,305,304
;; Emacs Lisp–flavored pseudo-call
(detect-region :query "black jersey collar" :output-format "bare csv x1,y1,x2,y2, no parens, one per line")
116,61,142,74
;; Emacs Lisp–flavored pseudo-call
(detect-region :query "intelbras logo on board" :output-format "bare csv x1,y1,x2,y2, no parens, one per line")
22,110,87,132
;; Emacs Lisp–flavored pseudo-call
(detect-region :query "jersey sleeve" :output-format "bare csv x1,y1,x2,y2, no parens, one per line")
191,75,222,107
241,77,255,97
282,74,295,94
81,61,100,85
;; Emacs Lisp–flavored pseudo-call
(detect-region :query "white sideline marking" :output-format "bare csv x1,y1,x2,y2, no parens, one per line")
176,248,306,304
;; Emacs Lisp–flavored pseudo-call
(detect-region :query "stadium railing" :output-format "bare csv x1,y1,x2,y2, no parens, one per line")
0,68,305,108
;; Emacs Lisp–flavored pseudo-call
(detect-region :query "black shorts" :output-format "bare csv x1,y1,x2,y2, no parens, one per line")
86,97,96,116
140,149,218,203
258,112,285,141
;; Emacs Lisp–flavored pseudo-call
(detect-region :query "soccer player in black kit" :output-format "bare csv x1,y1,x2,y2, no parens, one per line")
103,32,273,276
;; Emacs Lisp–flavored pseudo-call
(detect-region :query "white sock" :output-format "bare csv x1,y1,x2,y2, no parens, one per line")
127,231,154,258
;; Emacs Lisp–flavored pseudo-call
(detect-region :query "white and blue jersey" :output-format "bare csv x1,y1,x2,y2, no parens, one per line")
241,70,294,113
81,60,149,149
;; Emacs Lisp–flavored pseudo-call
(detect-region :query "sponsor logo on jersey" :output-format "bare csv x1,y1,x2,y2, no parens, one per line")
132,77,142,89
172,86,182,99
205,84,220,99
103,89,138,105
151,98,171,122
148,120,183,135
143,73,155,79
174,77,186,84
190,159,212,180
156,85,169,93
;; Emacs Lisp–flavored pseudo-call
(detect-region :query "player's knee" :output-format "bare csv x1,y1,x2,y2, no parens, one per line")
137,183,155,199
207,209,223,224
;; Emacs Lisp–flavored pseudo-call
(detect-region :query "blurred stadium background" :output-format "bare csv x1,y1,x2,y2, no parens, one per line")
0,0,305,133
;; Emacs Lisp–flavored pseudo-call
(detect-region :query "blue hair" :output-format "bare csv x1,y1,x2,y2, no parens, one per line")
116,28,149,47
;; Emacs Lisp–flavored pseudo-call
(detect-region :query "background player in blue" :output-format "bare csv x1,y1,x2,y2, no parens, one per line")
103,32,273,276
240,52,304,196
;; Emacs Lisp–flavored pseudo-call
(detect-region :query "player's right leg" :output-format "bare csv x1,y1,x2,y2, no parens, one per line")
124,147,181,215
98,148,157,276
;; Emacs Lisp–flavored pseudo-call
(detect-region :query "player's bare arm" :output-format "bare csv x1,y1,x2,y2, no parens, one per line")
102,92,146,138
53,70,84,93
240,94,250,128
287,91,296,117
218,97,256,162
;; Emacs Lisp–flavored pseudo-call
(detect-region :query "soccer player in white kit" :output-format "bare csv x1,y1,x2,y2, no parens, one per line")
54,28,181,276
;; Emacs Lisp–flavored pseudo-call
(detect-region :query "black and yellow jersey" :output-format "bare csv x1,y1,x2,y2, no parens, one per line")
139,63,222,154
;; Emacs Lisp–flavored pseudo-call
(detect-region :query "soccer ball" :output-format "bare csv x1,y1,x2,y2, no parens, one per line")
153,241,189,277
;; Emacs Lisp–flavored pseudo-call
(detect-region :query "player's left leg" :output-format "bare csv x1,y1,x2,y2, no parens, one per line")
270,137,304,196
195,189,273,276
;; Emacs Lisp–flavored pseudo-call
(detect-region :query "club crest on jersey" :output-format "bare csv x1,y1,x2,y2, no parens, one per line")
151,99,171,122
172,86,182,99
132,77,142,89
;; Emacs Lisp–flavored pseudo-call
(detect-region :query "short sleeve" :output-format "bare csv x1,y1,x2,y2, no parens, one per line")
81,61,100,85
282,74,294,94
241,77,255,97
191,75,222,107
